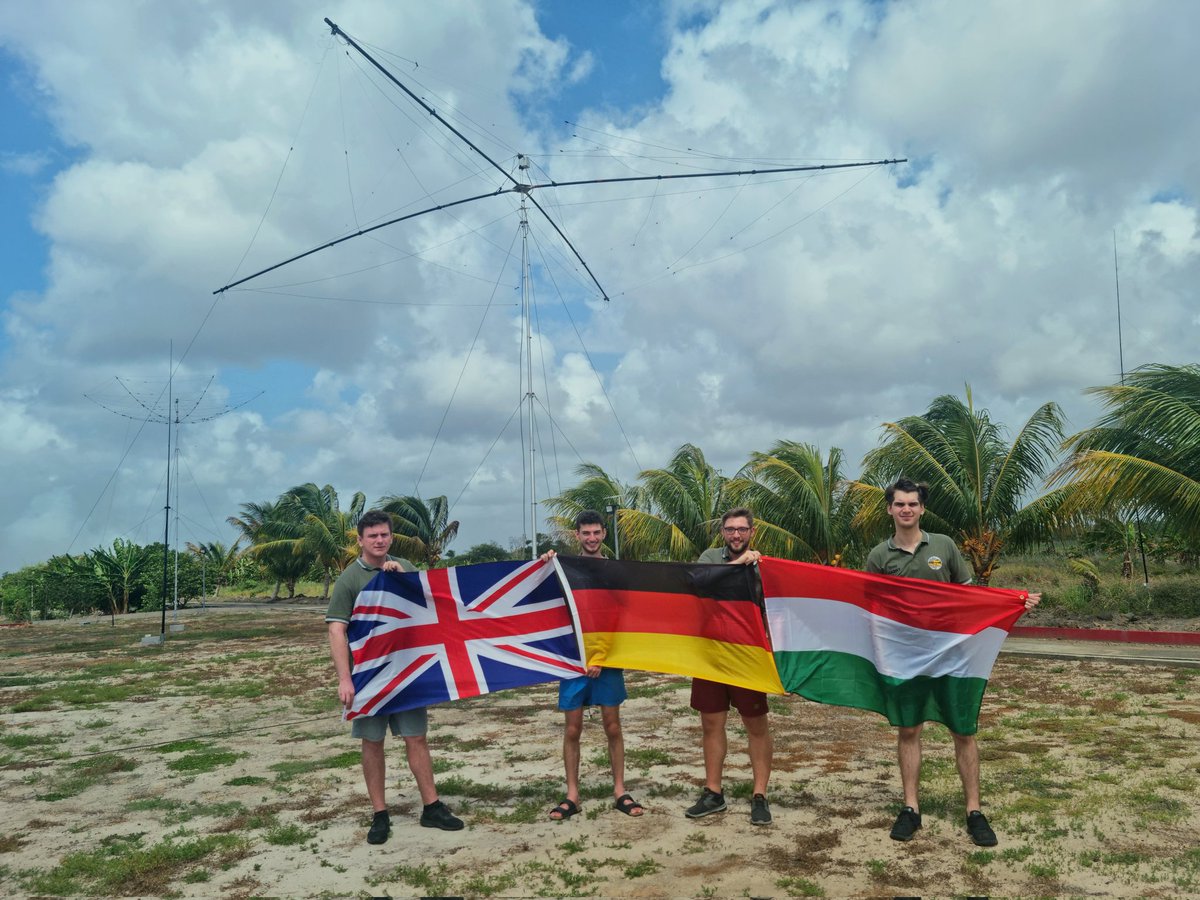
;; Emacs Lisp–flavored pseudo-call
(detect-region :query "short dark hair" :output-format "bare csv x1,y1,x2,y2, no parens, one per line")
884,478,928,506
357,509,393,536
721,507,754,527
574,509,605,530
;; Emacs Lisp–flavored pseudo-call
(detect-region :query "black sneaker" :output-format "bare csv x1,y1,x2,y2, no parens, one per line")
420,799,464,831
889,806,921,841
966,810,997,846
684,787,727,818
750,793,772,825
366,810,390,845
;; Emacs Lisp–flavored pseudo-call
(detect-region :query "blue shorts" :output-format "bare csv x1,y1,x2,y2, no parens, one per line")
558,668,627,710
351,708,428,741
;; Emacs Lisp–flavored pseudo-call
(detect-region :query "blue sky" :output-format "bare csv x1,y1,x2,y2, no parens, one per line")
1,0,1198,573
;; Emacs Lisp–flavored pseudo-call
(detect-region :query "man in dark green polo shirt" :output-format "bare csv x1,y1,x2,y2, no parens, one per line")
866,478,1039,848
326,509,463,844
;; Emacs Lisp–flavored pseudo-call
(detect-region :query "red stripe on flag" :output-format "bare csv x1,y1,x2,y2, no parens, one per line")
572,588,766,646
473,561,543,613
494,642,583,672
354,652,436,717
354,604,412,620
759,558,1025,635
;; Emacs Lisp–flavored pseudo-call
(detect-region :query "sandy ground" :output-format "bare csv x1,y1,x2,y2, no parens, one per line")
2,604,1200,898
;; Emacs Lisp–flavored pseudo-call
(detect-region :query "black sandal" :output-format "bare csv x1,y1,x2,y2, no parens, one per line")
614,793,644,816
549,798,580,820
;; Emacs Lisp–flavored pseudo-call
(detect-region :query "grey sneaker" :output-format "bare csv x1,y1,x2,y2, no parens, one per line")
890,806,921,841
420,799,464,831
684,787,727,818
750,793,772,825
966,810,997,846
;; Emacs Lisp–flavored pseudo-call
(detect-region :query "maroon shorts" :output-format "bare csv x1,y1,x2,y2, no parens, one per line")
690,678,769,718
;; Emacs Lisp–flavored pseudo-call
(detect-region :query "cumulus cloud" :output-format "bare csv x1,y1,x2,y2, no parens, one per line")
1,0,1198,571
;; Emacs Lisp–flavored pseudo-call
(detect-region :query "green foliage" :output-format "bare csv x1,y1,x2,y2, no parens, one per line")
851,387,1066,584
379,494,459,565
1057,363,1200,544
727,441,856,564
445,541,514,565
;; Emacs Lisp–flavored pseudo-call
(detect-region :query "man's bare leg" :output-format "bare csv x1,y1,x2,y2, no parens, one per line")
550,707,584,818
897,724,924,811
952,731,981,812
743,712,772,795
700,710,728,793
362,738,388,812
402,734,438,805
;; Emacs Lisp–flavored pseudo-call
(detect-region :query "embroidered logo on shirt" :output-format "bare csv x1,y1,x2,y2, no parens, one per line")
927,556,944,571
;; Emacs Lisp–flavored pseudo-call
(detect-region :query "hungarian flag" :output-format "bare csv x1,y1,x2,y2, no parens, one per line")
555,556,784,694
345,559,586,717
759,558,1029,734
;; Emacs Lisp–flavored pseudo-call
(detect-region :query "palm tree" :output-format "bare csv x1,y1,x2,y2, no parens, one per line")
542,463,642,558
849,388,1065,584
274,484,366,599
727,441,853,564
227,500,309,599
620,443,728,561
378,494,459,566
1053,363,1200,546
186,540,242,597
89,539,153,615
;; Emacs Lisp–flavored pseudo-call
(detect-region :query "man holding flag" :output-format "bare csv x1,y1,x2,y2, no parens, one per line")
686,507,774,826
326,510,464,845
542,511,643,820
866,479,1038,847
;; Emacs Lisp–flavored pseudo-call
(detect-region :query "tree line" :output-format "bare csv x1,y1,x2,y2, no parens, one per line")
2,363,1197,621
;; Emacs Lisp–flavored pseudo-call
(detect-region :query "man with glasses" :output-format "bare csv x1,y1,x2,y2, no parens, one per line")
866,478,1039,847
686,507,773,825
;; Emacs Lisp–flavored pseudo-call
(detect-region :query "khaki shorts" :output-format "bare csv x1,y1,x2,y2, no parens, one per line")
351,708,428,741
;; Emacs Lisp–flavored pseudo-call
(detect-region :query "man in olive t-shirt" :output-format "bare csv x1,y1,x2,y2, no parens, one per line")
326,509,463,843
865,478,1038,848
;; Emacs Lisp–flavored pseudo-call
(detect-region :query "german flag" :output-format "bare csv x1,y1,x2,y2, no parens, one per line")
554,556,784,694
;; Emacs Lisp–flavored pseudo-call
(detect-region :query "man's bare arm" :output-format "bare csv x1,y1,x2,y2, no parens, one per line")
327,621,356,707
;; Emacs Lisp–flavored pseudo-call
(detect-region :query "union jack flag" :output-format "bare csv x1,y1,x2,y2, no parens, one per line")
344,559,586,718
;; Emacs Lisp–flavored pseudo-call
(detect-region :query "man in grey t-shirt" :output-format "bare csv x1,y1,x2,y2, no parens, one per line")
326,509,463,844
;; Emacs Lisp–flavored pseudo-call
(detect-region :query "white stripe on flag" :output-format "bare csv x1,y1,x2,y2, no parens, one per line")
765,596,1007,681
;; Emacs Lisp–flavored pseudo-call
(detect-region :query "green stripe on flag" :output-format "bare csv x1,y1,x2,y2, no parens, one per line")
774,649,988,735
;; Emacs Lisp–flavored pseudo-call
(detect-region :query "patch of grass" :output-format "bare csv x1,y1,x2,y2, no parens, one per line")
1128,786,1187,821
777,875,825,897
370,862,451,895
152,739,210,754
81,717,113,729
558,836,588,855
1000,845,1035,862
966,849,995,866
37,753,139,801
682,832,708,854
265,823,312,846
434,736,491,752
0,732,58,750
625,747,674,768
17,832,248,896
225,775,268,786
269,750,359,779
165,748,243,774
623,856,662,878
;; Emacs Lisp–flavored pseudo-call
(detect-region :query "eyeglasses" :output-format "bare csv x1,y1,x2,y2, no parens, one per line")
722,526,751,535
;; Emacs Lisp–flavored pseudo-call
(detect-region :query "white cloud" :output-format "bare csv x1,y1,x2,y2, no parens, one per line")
1,0,1198,571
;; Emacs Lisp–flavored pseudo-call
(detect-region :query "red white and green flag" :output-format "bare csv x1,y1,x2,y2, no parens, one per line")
759,558,1030,735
